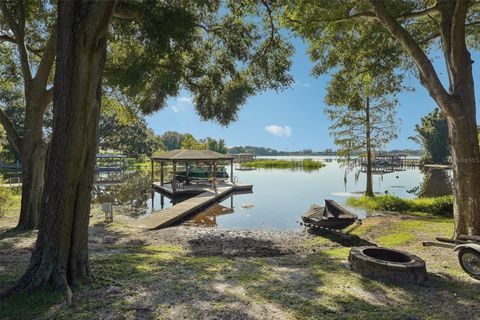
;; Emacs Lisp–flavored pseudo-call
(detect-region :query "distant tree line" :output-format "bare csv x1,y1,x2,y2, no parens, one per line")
227,146,421,157
159,131,228,154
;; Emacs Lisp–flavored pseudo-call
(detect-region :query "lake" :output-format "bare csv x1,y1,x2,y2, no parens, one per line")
91,156,452,231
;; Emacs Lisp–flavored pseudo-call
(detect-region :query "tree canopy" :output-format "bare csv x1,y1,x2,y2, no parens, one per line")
325,70,399,157
181,134,207,150
99,97,164,158
107,0,294,125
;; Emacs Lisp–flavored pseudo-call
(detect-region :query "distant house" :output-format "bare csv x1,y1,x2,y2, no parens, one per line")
233,153,256,163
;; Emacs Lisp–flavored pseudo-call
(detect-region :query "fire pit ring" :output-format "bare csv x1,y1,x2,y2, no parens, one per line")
349,247,426,284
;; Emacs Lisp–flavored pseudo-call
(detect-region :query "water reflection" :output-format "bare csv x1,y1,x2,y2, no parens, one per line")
92,170,151,217
184,197,235,227
91,158,454,230
408,168,452,197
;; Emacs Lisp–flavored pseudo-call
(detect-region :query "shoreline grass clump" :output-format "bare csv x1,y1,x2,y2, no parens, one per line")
347,195,453,216
240,159,325,170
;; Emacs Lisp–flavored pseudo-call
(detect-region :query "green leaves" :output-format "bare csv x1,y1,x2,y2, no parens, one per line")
324,73,399,157
181,134,206,150
410,108,449,163
99,97,163,158
106,0,293,126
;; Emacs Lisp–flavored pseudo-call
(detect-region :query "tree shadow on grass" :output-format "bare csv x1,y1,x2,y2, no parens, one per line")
2,224,480,320
185,233,294,257
0,227,36,241
245,249,480,319
306,227,376,247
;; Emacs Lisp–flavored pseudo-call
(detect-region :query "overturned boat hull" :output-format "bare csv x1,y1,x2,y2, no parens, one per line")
301,201,358,230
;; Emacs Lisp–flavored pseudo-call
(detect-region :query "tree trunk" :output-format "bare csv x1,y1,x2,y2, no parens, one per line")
14,0,115,296
365,98,374,197
371,0,480,236
447,102,480,236
438,2,480,236
16,105,47,230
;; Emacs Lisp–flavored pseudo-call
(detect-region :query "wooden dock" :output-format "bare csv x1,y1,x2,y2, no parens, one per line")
136,183,251,229
421,163,452,169
152,181,252,196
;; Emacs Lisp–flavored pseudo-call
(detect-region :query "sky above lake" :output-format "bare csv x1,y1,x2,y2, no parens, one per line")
147,38,480,152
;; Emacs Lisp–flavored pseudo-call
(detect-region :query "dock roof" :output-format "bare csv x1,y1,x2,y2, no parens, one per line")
151,149,234,161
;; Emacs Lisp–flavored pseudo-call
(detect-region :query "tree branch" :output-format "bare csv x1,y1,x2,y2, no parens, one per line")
45,87,54,106
33,29,56,87
371,1,451,110
451,1,469,51
0,34,44,57
450,0,470,75
0,1,32,81
466,20,480,27
0,34,16,44
293,3,438,26
396,5,439,20
291,11,376,25
0,108,22,155
260,0,276,43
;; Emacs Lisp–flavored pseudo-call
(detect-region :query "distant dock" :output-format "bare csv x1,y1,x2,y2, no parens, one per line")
136,182,252,229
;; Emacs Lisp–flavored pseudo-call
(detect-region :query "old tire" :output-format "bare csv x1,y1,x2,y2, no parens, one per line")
458,248,480,280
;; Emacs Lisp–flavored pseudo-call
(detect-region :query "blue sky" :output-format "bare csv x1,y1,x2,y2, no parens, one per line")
147,38,480,151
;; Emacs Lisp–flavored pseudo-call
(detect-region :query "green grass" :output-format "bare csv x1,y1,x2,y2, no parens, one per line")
1,232,477,320
0,287,64,319
346,195,453,216
376,233,417,247
240,159,325,170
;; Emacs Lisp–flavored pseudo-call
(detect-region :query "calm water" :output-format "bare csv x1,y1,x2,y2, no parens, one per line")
91,156,452,231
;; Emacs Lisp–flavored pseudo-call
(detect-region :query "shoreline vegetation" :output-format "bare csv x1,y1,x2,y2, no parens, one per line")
240,159,325,170
347,195,453,217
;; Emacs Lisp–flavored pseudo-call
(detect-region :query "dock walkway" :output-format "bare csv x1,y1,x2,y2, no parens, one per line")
136,184,248,229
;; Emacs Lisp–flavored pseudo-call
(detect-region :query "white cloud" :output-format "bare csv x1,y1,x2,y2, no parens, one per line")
170,95,193,112
295,80,312,88
265,125,292,137
177,96,192,104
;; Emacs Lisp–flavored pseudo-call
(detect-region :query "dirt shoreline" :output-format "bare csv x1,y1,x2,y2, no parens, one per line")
90,223,315,258
2,212,480,320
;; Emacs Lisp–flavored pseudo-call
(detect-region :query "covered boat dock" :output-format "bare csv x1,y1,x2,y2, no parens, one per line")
138,149,252,229
150,149,251,196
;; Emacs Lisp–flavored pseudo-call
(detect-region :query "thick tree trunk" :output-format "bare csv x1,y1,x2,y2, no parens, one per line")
365,98,373,197
16,105,47,230
0,5,56,231
371,0,480,236
438,2,480,236
14,0,115,296
447,103,480,236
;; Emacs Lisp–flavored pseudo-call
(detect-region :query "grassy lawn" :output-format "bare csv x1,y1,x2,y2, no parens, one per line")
240,159,325,170
1,199,479,319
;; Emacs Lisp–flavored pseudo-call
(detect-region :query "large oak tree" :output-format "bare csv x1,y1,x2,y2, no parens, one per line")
0,0,56,230
0,0,293,230
283,0,480,236
9,0,293,296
